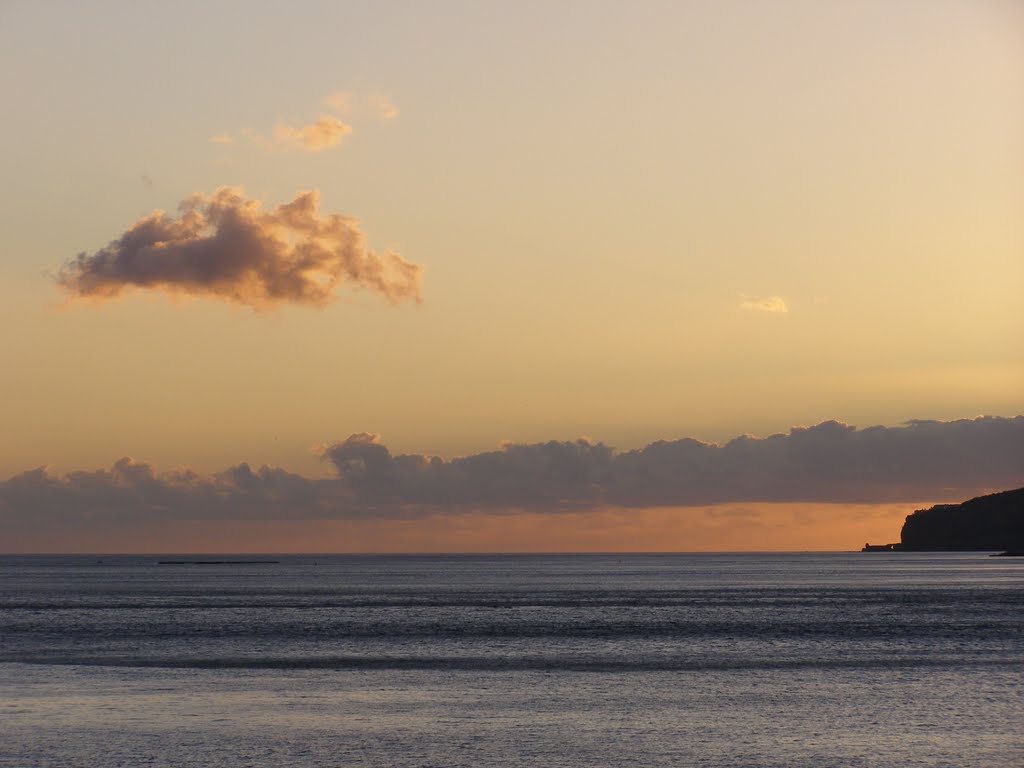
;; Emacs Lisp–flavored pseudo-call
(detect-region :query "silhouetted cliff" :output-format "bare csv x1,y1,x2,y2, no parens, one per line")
899,487,1024,551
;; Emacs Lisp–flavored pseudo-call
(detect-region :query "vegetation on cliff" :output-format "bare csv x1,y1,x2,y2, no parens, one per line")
899,487,1024,551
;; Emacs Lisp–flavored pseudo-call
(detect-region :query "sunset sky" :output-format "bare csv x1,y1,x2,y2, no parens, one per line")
1,0,1022,552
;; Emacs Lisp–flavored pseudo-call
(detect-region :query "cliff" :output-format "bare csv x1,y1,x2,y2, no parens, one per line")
899,487,1024,551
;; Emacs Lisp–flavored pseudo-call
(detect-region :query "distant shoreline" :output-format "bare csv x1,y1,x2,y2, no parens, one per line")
863,487,1023,553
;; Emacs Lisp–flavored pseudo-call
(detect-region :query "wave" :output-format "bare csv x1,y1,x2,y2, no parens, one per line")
3,653,1017,673
3,589,1019,611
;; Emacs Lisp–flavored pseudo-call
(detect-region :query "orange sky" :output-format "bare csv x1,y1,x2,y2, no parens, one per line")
5,503,919,555
0,1,1021,552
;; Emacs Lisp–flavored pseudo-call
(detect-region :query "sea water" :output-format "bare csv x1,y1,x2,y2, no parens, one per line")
1,553,1021,767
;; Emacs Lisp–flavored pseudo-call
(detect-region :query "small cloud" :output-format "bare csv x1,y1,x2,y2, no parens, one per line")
56,187,422,310
237,128,272,151
369,94,398,120
323,90,350,112
740,295,788,313
272,115,352,152
213,91,391,153
214,117,352,153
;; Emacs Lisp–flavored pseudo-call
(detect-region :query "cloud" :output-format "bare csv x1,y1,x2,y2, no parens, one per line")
323,90,350,112
212,90,393,152
213,117,352,153
55,187,422,309
369,94,398,120
740,295,788,313
318,433,613,511
317,417,1024,510
606,418,1024,506
272,115,352,151
3,417,1021,541
0,461,332,530
322,90,397,120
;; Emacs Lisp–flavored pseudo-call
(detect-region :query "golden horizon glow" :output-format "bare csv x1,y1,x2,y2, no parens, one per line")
1,503,927,555
0,1,1020,551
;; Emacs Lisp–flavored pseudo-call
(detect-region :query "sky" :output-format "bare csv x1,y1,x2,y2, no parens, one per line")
1,0,1022,552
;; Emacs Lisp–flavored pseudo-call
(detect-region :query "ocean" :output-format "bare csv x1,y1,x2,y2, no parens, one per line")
1,553,1021,767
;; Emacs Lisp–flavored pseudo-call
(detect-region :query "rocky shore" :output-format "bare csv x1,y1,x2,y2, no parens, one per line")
862,487,1023,552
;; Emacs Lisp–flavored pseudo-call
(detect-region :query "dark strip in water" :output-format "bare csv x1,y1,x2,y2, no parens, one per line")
2,655,1018,673
157,560,280,565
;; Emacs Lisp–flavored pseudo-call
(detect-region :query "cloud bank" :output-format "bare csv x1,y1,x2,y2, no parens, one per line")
3,417,1021,537
56,187,422,309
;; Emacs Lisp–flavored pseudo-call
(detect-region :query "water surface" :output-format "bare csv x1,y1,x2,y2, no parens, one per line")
1,553,1021,766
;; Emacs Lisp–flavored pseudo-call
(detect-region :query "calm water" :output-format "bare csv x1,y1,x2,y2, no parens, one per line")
1,553,1021,767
